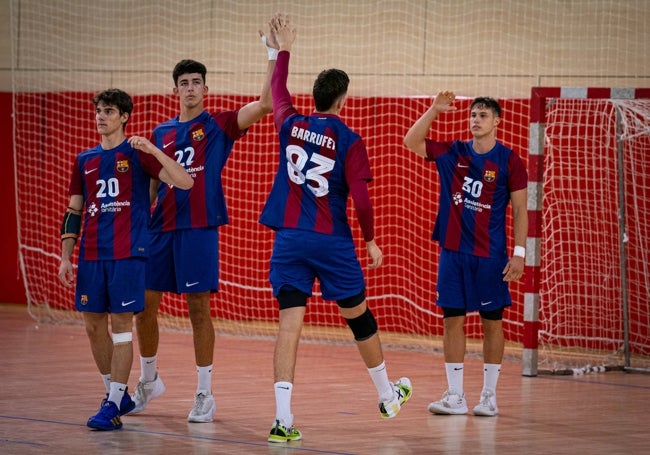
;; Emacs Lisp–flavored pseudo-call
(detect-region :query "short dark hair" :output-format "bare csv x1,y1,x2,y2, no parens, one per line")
92,88,133,127
312,68,349,112
470,97,502,117
173,59,207,86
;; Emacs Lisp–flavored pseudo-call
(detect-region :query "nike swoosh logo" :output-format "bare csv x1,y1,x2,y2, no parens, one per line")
121,300,136,307
85,168,98,175
163,141,174,149
480,301,492,306
457,163,469,168
277,386,290,390
186,281,199,287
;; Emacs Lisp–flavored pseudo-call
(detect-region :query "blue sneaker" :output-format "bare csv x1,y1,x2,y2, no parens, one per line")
87,401,122,430
101,386,136,416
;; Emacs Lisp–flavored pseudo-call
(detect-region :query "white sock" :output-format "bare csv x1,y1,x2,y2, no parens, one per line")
140,355,158,382
101,373,111,393
196,365,213,393
108,381,126,407
482,363,501,394
368,361,394,402
445,362,464,395
274,381,293,427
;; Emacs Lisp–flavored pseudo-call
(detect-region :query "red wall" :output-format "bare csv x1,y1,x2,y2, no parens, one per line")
0,92,26,304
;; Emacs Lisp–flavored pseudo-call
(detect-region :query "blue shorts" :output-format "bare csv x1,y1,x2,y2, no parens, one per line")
146,228,219,294
75,258,146,313
269,229,365,302
436,249,512,312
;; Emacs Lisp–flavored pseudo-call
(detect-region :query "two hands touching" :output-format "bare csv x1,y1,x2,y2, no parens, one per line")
260,13,297,55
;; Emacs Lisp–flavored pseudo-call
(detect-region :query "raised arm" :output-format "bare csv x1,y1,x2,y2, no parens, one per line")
235,16,281,130
403,90,457,157
128,136,194,190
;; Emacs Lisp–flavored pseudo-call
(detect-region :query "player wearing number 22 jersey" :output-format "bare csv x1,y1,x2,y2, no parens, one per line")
148,110,242,233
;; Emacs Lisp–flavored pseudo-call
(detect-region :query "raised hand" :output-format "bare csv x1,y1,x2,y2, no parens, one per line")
270,13,297,51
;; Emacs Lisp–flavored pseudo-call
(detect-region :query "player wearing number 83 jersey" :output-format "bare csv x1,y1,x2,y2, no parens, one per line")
259,65,372,237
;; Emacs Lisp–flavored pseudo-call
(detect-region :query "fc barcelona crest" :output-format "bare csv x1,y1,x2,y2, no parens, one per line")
192,128,205,142
116,159,129,172
483,170,496,182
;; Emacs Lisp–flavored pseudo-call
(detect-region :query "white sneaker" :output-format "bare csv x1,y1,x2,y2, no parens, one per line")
131,374,165,413
473,390,499,416
428,389,468,415
379,377,413,419
187,391,216,423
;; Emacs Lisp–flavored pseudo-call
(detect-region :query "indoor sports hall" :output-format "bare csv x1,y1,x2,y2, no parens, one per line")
2,1,649,454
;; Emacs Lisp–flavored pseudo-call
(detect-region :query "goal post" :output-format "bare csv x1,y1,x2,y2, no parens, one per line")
524,87,650,376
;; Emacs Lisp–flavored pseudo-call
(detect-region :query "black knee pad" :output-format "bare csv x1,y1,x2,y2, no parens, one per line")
277,287,309,310
345,307,378,341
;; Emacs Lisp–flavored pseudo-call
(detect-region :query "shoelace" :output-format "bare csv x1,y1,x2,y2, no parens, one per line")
478,392,494,408
135,381,147,400
193,393,207,410
442,391,464,406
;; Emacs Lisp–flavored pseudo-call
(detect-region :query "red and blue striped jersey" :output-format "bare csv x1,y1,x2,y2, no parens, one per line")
148,110,244,232
425,139,527,258
68,139,163,261
259,105,372,238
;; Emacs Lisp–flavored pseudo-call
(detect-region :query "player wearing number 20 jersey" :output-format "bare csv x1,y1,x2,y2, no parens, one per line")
69,140,163,261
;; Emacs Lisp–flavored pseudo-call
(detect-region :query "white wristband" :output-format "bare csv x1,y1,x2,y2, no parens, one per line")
513,245,526,258
261,36,278,60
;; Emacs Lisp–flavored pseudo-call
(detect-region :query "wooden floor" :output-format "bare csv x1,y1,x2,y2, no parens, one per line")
1,304,648,455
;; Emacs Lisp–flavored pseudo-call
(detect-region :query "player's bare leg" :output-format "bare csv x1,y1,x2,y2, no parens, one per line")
273,306,306,383
442,315,466,363
83,312,112,376
136,289,162,357
131,290,165,413
429,315,468,415
187,292,215,368
269,305,305,440
481,318,504,364
186,291,216,422
340,302,383,368
109,312,134,385
341,301,412,418
474,317,504,416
